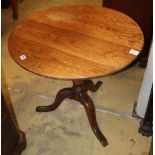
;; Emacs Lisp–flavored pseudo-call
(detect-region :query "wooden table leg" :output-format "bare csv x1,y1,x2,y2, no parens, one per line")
84,80,103,92
36,88,74,112
10,0,18,19
79,91,108,146
36,79,108,147
73,80,108,147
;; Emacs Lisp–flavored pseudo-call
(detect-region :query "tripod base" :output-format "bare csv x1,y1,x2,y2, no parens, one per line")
36,80,108,147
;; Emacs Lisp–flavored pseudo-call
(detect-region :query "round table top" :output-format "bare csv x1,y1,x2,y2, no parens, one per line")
8,5,144,80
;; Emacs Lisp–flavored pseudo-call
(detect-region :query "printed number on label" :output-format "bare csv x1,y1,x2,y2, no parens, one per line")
129,49,140,56
20,55,27,60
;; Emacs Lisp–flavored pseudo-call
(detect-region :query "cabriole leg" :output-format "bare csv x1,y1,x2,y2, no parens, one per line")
79,92,108,146
36,88,74,112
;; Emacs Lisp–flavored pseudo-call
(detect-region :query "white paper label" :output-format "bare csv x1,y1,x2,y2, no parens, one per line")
129,49,140,56
20,55,27,60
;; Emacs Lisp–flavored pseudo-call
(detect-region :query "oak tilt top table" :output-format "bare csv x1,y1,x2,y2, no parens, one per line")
8,5,144,147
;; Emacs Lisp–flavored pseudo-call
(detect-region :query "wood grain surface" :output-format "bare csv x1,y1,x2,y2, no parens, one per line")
8,5,144,80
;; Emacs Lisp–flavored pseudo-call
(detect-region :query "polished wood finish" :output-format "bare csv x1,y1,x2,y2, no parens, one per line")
12,130,27,155
2,94,18,155
8,5,144,147
103,0,153,67
2,71,27,155
8,5,144,80
2,69,19,128
11,0,18,19
2,93,27,155
1,0,18,19
36,79,108,146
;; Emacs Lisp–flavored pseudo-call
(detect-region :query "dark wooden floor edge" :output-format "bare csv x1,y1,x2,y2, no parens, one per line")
132,101,142,119
12,130,27,155
149,139,153,155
